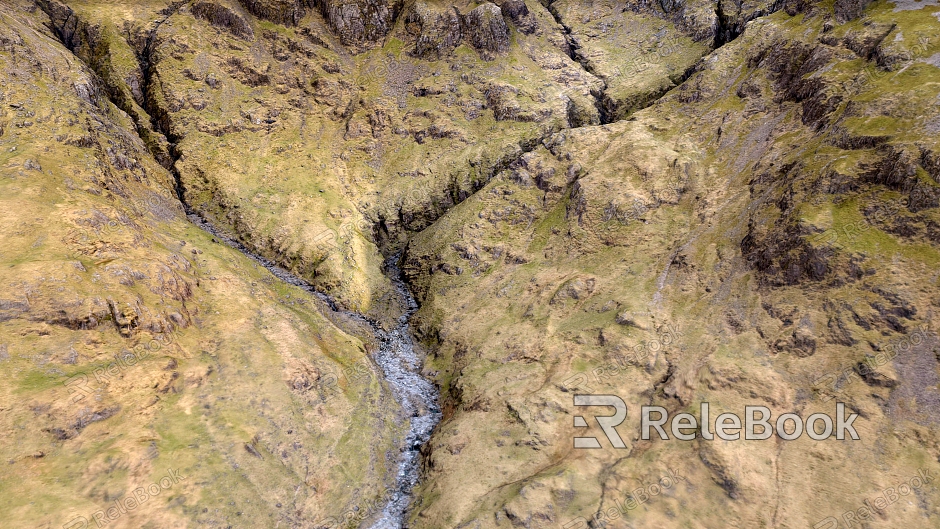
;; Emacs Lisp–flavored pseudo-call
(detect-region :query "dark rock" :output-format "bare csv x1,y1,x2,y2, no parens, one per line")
405,3,462,59
840,23,895,60
464,3,510,59
920,147,940,183
862,145,918,192
236,0,303,26
909,182,940,213
741,220,834,286
853,362,899,388
834,0,873,23
485,82,521,121
244,442,264,459
550,277,596,305
768,42,848,130
192,2,255,39
615,311,638,327
566,94,601,127
499,0,537,34
72,406,120,431
404,2,511,60
792,327,817,357
314,0,401,48
715,0,786,48
223,56,271,86
107,299,140,337
827,314,857,346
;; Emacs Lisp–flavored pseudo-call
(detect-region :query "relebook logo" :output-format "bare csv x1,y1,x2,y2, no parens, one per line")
573,396,860,448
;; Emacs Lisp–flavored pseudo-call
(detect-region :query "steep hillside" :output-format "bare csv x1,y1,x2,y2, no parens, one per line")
0,3,402,527
2,0,940,528
405,3,940,527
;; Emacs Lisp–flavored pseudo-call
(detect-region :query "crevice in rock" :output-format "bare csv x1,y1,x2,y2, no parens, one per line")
36,0,183,170
542,0,780,125
714,0,736,48
125,2,191,204
396,5,795,262
375,127,558,256
541,0,611,123
35,0,323,293
715,0,786,48
34,9,438,523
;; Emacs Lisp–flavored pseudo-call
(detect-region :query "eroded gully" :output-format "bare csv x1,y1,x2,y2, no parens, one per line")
187,215,441,529
34,3,443,524
35,0,763,523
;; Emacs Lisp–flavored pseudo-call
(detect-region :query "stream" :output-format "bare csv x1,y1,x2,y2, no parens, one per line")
185,213,441,529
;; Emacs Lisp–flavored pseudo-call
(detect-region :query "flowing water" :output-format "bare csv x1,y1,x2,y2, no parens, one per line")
365,259,442,529
186,214,441,528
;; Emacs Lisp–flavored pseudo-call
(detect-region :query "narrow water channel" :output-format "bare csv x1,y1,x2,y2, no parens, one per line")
185,213,441,528
366,258,442,529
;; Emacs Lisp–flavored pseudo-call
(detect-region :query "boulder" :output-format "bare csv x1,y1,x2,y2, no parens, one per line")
315,0,400,47
405,2,462,59
464,3,510,59
236,0,303,25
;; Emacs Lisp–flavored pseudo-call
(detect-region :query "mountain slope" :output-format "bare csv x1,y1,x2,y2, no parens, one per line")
1,0,939,528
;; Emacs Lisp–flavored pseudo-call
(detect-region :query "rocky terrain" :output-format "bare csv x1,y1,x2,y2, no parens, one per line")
1,0,940,527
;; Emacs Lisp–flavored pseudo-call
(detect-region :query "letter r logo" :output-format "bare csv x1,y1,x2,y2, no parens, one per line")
813,516,839,529
573,395,627,449
63,516,88,529
562,517,588,529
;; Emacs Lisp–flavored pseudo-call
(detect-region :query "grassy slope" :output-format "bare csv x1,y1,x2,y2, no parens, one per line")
405,3,940,527
3,0,940,527
0,3,399,527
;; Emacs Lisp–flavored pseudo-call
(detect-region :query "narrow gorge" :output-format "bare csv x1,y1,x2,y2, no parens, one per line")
2,0,940,528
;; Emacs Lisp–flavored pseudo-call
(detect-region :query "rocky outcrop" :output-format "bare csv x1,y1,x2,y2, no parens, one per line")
236,0,304,25
314,0,401,47
192,2,255,39
36,0,174,167
404,1,512,59
464,2,510,59
404,2,462,59
482,82,517,120
833,0,873,23
741,220,838,287
499,0,537,34
715,0,786,47
232,0,401,45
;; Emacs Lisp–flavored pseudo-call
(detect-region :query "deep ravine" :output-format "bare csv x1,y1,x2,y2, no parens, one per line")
364,257,442,529
32,2,752,525
35,4,442,523
187,215,441,529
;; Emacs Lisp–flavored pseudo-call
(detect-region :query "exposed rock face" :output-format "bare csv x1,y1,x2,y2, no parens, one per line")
498,0,537,34
35,0,81,49
464,2,510,58
315,0,401,47
236,0,304,25
405,1,512,59
740,220,837,286
833,0,873,22
484,82,522,121
234,0,404,47
715,0,784,46
36,0,173,167
405,2,462,59
192,2,255,39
